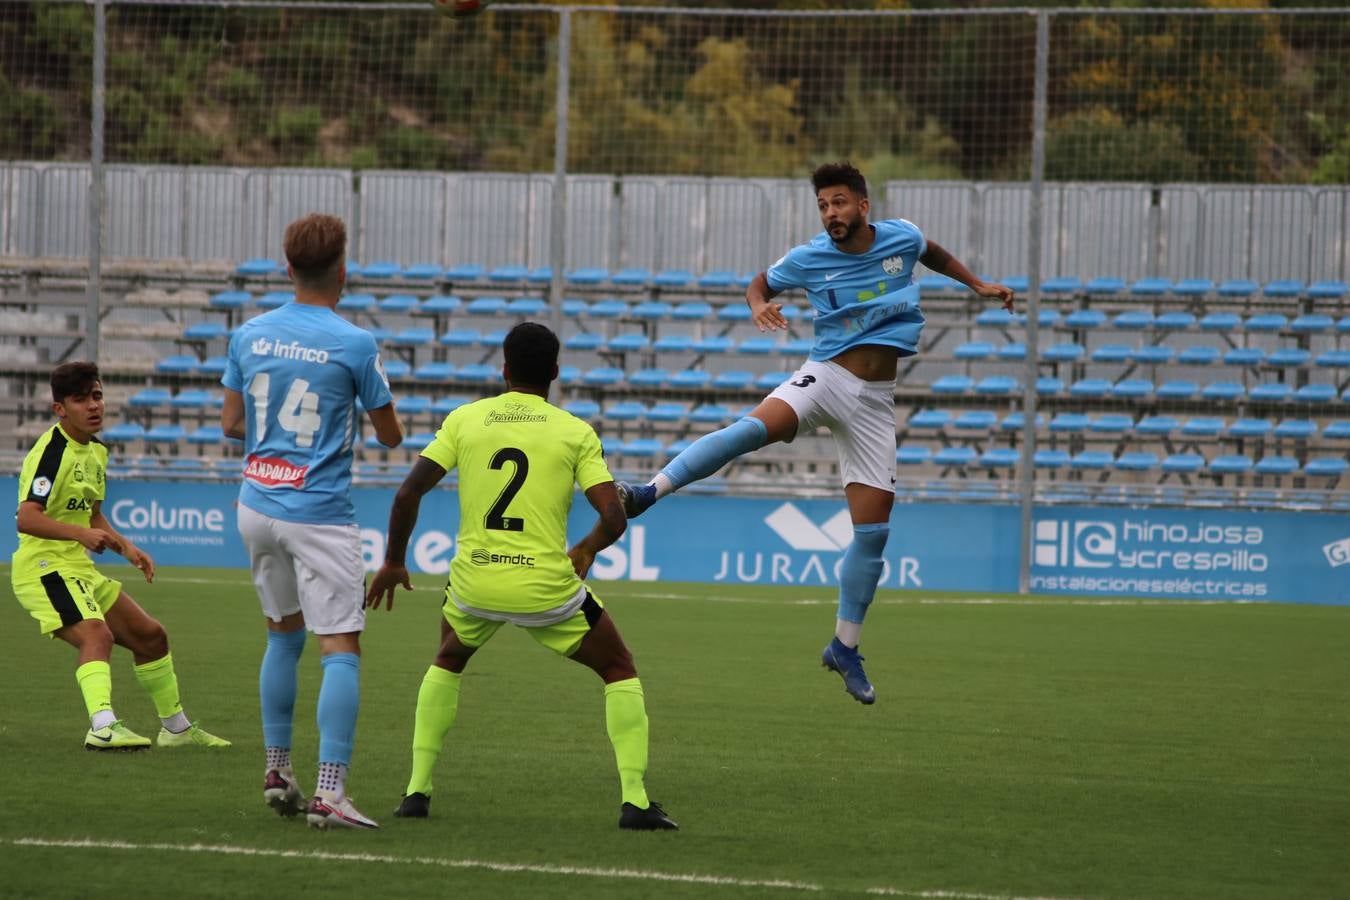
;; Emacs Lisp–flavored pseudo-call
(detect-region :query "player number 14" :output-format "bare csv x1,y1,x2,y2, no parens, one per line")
247,373,322,448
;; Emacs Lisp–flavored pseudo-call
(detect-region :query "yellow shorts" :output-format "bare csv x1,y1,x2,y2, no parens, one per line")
441,589,604,657
11,567,122,636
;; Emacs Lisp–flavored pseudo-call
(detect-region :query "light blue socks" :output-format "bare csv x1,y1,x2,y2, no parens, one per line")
317,652,361,766
661,416,768,490
838,524,890,624
259,628,306,749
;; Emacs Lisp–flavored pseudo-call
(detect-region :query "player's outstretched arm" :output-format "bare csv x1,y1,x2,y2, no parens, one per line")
220,389,246,440
567,481,627,579
920,240,1015,311
745,272,788,333
90,500,155,583
365,457,446,610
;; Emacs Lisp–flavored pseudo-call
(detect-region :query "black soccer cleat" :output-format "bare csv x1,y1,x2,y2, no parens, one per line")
619,800,679,831
394,792,431,818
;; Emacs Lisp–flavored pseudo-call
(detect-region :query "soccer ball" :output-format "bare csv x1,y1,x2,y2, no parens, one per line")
433,0,489,18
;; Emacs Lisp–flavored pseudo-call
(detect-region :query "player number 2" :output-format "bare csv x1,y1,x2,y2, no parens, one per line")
247,373,322,448
485,447,528,531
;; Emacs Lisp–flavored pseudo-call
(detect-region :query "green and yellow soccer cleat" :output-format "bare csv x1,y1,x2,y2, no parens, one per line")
85,721,152,752
156,723,232,748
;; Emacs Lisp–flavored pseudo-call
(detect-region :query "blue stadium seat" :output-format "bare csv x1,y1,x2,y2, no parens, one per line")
653,269,693,288
1041,277,1080,295
698,270,737,289
431,396,472,416
1089,414,1134,434
1155,380,1199,400
558,365,582,385
1043,342,1085,362
378,294,420,314
1291,314,1334,334
1316,350,1350,369
198,356,228,376
1178,346,1220,366
1305,458,1349,479
1084,278,1125,296
236,258,279,277
1068,378,1112,398
187,426,225,446
445,263,485,282
506,297,548,316
738,337,779,355
917,274,962,295
1267,348,1310,367
1274,419,1317,440
608,333,650,353
588,299,631,318
669,370,711,389
1129,278,1171,296
170,389,215,409
1036,377,1064,396
558,298,588,318
1161,453,1205,474
1217,279,1258,298
603,401,646,423
1171,281,1212,298
652,335,694,354
1224,347,1265,367
611,268,652,287
404,432,438,451
998,412,1044,432
1181,418,1225,437
356,261,399,279
209,290,251,310
337,293,376,313
1304,279,1347,300
439,328,480,348
395,395,432,415
420,295,462,315
629,368,670,388
1013,310,1059,328
367,326,397,345
1115,451,1159,472
713,371,754,390
975,376,1019,396
1034,449,1071,469
1254,456,1300,476
477,329,508,349
1201,381,1246,401
400,263,443,280
1064,309,1106,329
1132,345,1174,365
1323,420,1350,440
632,301,674,321
953,410,997,431
1198,312,1241,332
934,446,977,468
486,265,528,283
1296,384,1338,404
144,424,187,444
954,341,994,360
717,305,752,322
257,291,294,309
1135,415,1179,436
1049,413,1090,433
1071,451,1114,470
156,355,198,374
1112,310,1153,330
1249,383,1292,403
664,439,695,458
1228,418,1272,439
781,337,814,356
896,445,933,465
564,332,604,351
754,372,790,391
671,302,713,320
1091,344,1132,363
1112,379,1154,399
976,308,1015,327
103,423,146,443
525,267,553,285
980,448,1021,468
907,409,950,430
996,342,1026,361
582,366,624,387
1001,276,1029,293
620,438,665,458
1209,454,1253,475
1263,279,1303,298
457,363,498,383
412,362,456,381
931,375,973,395
390,327,435,347
562,398,600,419
565,267,609,286
646,402,688,423
692,336,734,354
129,388,172,408
689,403,730,424
1244,313,1287,333
466,296,507,315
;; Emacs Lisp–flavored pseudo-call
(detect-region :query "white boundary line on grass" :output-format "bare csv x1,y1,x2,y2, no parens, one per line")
7,837,1079,900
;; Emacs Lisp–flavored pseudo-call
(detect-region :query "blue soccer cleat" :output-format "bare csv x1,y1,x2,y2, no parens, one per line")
615,481,657,518
821,637,876,705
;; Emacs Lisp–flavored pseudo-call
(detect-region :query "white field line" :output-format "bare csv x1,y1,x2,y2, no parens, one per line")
140,574,1255,608
7,837,1081,900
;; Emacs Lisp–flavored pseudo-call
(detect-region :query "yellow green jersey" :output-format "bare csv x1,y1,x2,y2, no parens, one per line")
13,424,107,578
421,391,612,613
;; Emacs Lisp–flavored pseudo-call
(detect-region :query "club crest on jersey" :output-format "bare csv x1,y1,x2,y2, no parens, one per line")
31,476,52,497
243,454,308,489
881,255,904,276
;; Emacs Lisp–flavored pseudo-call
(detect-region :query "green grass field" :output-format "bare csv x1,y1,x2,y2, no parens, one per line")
1,565,1347,900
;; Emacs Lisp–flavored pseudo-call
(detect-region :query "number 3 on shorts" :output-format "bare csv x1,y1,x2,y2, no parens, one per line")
248,373,322,448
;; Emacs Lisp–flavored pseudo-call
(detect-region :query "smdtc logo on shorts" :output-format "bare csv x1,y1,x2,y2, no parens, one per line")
1033,520,1117,568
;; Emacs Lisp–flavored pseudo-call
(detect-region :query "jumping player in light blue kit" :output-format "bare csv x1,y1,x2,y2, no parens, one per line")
618,162,1014,705
222,213,403,829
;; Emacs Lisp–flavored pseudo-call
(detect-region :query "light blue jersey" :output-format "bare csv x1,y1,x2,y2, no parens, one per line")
223,302,394,524
766,218,927,361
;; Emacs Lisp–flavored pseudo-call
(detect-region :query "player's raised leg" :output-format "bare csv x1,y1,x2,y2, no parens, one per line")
104,590,232,746
567,600,677,831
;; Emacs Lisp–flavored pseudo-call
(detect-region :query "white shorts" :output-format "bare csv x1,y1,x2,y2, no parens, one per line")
766,359,898,493
236,503,366,636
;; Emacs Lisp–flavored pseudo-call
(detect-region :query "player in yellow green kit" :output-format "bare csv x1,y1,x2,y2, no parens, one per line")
365,322,677,830
11,361,230,751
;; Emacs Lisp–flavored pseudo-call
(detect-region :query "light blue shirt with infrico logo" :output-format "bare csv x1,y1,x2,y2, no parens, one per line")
765,218,927,361
223,302,393,524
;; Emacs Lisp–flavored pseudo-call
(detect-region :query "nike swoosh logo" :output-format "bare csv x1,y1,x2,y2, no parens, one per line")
89,731,113,743
824,272,842,281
